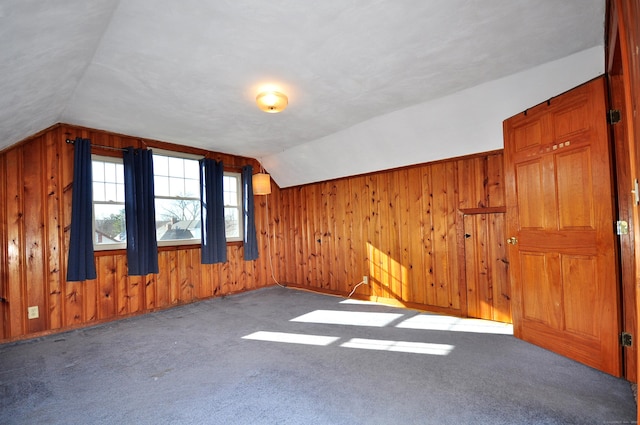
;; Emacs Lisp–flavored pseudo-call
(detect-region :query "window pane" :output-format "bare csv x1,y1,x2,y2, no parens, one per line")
168,157,184,178
155,176,169,197
92,161,104,180
115,163,124,184
105,183,118,202
104,162,116,183
225,207,240,239
169,176,184,197
184,177,199,198
224,175,238,206
94,204,126,244
116,183,125,201
155,198,201,242
93,182,105,202
184,160,200,180
153,155,169,177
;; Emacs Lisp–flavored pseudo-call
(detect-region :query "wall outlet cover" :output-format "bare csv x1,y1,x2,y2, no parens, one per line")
27,306,39,319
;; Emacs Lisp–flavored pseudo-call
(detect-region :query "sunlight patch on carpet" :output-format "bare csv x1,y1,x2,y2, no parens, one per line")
341,338,454,355
290,310,403,327
242,331,339,346
396,315,513,335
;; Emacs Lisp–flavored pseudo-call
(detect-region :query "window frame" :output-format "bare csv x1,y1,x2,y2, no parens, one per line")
222,171,243,243
91,154,127,251
90,150,245,251
152,149,203,248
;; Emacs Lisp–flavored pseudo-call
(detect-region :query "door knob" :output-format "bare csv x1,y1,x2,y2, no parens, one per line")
507,237,518,245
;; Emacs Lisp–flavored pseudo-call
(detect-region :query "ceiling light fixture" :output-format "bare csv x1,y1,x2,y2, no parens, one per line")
256,91,288,113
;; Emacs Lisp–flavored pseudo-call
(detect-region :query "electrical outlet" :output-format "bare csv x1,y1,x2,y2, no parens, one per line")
363,276,369,285
27,306,39,319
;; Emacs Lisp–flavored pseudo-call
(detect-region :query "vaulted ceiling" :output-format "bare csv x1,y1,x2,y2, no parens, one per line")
0,1,606,187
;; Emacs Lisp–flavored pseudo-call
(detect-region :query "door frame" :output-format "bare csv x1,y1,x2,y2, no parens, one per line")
606,0,640,383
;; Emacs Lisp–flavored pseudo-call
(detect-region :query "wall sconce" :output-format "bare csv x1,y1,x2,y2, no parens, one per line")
252,172,272,195
256,91,288,113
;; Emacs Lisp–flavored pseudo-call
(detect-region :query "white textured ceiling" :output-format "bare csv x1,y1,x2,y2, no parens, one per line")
0,0,605,187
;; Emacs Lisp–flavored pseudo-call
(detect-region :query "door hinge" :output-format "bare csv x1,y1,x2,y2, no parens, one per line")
616,220,629,235
608,109,621,124
621,332,633,347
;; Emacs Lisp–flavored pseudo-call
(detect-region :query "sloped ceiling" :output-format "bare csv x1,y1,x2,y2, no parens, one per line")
0,1,605,187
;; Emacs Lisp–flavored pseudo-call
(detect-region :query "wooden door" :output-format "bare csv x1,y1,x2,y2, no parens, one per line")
464,213,511,323
504,77,621,376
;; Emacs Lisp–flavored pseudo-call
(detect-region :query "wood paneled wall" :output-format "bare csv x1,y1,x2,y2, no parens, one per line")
0,122,505,342
269,152,505,316
0,124,272,342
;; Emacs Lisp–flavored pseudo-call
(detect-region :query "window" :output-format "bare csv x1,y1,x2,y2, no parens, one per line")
92,155,126,250
153,152,201,246
223,173,242,241
91,151,243,250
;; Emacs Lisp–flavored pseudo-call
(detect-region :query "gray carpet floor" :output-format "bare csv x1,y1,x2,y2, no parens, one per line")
0,286,636,424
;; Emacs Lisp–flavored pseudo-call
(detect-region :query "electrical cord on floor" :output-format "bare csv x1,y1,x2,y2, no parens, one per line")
264,194,286,288
348,280,367,298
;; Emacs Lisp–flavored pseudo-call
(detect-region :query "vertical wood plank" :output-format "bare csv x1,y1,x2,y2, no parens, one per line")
199,255,213,298
144,272,156,310
44,131,63,330
318,183,330,289
97,255,116,319
489,213,511,322
397,170,411,302
23,139,47,333
487,154,505,207
279,189,293,284
445,161,460,310
423,166,437,306
189,248,201,298
431,162,447,307
178,249,192,302
306,185,319,287
378,172,392,299
348,176,367,296
156,251,171,307
6,148,25,337
116,255,129,316
406,167,426,305
366,175,382,297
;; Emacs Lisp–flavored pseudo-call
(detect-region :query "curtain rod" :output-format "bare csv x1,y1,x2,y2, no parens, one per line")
65,138,248,169
66,138,127,152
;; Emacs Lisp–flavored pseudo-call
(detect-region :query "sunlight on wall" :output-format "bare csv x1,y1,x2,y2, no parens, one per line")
367,242,408,298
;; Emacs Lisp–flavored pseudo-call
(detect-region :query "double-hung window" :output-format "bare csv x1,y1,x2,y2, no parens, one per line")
92,155,126,250
222,173,242,241
91,150,244,250
152,151,202,246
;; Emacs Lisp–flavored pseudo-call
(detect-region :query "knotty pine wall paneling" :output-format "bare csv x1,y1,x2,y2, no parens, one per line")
272,151,505,317
0,124,272,343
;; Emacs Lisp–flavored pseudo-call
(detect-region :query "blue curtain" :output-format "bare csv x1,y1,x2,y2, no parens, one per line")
200,158,227,264
67,137,97,281
242,165,259,261
123,147,159,275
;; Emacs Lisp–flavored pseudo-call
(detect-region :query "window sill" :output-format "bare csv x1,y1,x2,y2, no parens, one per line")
93,241,242,256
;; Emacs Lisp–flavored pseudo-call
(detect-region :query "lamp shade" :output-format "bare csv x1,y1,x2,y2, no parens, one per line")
252,173,272,195
256,91,288,113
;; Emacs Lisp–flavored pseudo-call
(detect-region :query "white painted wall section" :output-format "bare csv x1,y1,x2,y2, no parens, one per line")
264,46,604,188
